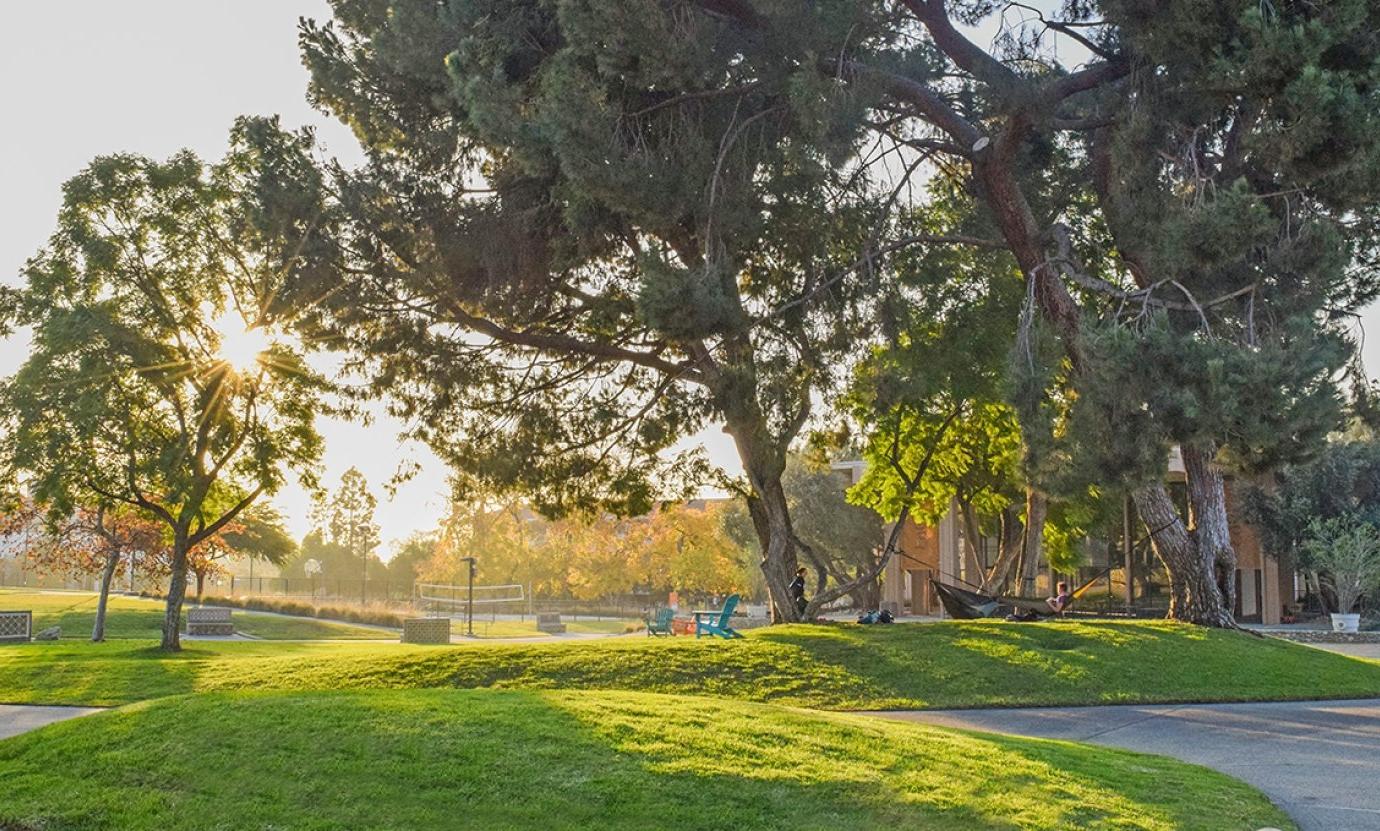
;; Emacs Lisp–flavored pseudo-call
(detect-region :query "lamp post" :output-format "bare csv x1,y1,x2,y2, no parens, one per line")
461,556,477,637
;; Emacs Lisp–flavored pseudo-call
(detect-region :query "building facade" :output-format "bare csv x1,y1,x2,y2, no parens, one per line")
834,453,1293,624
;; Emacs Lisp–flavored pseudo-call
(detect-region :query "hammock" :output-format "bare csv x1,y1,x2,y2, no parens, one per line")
931,581,1004,619
930,567,1115,620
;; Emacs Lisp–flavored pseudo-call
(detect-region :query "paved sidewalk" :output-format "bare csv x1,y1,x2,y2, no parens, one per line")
1305,642,1380,661
0,704,103,740
869,699,1380,831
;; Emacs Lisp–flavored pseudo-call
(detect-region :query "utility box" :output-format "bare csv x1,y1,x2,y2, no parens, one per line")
0,611,32,643
536,612,566,634
402,618,451,644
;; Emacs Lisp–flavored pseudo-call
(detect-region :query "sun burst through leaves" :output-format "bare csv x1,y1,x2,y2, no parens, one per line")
212,311,273,373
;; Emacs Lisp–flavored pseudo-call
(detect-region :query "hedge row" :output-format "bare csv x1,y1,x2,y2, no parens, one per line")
140,591,406,629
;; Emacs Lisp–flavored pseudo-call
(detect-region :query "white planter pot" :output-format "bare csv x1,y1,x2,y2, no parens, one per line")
1331,613,1361,633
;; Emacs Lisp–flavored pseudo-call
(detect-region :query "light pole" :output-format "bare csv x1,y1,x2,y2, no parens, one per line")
461,557,477,637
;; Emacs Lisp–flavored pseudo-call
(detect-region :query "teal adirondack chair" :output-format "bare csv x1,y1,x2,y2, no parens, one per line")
693,594,744,639
645,607,675,637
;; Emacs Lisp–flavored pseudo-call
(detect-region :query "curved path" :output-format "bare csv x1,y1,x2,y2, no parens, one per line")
0,704,101,740
868,698,1380,831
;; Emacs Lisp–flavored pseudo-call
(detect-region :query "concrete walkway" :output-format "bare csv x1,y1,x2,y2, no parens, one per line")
869,699,1380,831
0,704,102,741
1304,642,1380,661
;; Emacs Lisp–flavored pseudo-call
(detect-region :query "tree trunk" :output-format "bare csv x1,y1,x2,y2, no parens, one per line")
161,532,191,651
985,505,1025,594
1182,442,1238,616
1131,479,1234,627
1015,488,1046,596
743,474,805,622
92,548,120,642
959,501,986,590
846,564,883,610
194,568,206,599
718,381,821,622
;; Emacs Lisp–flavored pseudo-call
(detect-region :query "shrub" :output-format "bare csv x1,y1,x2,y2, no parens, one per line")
139,591,405,628
1301,514,1380,614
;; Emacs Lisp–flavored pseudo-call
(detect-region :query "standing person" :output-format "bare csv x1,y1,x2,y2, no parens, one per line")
790,567,808,617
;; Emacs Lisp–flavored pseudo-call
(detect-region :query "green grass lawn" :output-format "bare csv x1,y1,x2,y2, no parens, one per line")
0,688,1292,831
3,619,1377,709
0,589,387,641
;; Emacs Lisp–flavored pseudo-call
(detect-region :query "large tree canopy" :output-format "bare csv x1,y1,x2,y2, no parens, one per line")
270,0,937,619
262,0,1380,624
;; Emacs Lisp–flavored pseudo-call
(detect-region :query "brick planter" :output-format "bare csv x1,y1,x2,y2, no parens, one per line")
402,617,451,644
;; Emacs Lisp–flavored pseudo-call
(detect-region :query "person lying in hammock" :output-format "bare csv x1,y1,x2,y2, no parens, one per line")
1046,581,1072,616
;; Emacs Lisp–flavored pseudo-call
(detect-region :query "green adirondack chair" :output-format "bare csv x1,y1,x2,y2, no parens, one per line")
693,594,743,639
645,607,675,637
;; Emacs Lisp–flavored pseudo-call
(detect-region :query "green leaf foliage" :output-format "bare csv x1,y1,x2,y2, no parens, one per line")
0,126,326,551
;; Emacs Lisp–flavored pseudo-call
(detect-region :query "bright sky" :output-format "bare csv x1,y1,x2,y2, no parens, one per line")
0,0,741,554
1,2,1374,552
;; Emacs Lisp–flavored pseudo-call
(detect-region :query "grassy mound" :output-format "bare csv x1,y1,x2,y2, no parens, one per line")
0,689,1292,831
3,620,1378,709
0,590,387,640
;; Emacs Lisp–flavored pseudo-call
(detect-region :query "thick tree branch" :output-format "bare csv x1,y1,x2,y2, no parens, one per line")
900,0,1024,97
444,301,705,384
188,485,266,547
1044,58,1130,103
841,60,982,148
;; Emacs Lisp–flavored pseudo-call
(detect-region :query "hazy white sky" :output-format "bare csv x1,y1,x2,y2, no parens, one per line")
1,2,1374,551
1,2,439,551
0,0,742,553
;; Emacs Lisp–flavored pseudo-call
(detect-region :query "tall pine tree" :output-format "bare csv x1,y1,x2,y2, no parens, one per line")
256,0,1380,624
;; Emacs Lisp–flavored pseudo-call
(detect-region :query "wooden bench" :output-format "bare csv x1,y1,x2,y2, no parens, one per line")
536,612,566,634
0,610,32,643
186,606,234,636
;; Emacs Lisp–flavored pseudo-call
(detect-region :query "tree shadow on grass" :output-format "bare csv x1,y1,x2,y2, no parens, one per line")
752,620,1348,709
0,688,1286,831
176,618,1366,712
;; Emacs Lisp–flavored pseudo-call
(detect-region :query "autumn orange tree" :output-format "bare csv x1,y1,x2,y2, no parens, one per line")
0,499,164,641
421,498,751,602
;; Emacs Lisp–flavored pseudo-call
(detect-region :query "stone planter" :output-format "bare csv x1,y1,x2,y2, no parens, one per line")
1331,612,1362,634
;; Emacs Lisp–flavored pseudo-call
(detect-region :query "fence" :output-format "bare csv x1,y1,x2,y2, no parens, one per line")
0,562,762,620
217,576,668,620
220,576,416,606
